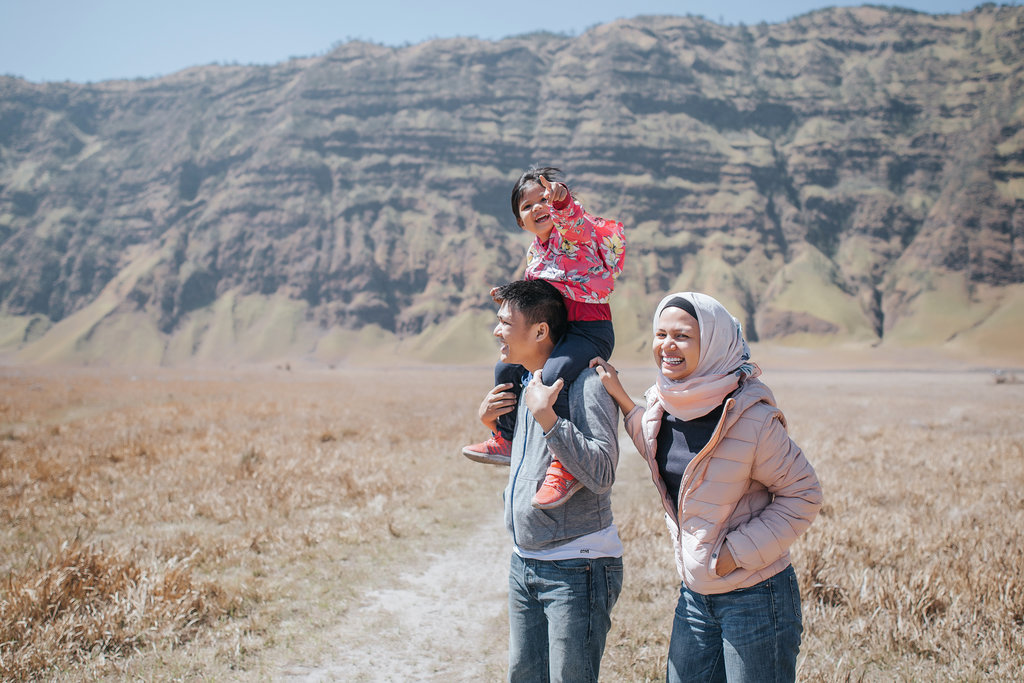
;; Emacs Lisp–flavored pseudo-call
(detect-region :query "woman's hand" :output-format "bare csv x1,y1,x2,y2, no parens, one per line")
523,370,562,432
538,175,568,205
590,357,636,415
477,382,516,432
716,543,738,576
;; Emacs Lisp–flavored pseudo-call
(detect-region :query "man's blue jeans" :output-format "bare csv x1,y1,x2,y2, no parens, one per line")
667,564,803,683
508,553,623,682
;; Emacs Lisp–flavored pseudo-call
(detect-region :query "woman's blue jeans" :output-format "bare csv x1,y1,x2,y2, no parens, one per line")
508,553,623,682
667,564,803,683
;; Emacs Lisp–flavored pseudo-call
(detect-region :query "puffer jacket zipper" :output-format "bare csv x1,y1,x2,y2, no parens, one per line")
676,397,736,520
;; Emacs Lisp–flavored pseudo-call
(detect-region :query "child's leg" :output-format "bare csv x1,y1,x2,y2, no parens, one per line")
494,362,523,442
532,321,615,509
462,362,522,465
542,321,615,422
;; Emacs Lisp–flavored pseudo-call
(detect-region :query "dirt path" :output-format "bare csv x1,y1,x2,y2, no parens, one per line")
279,514,510,682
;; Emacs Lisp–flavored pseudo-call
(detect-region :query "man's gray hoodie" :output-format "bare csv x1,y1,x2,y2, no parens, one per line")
504,367,620,551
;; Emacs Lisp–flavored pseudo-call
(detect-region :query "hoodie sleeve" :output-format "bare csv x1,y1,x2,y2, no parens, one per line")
724,412,823,571
543,369,620,494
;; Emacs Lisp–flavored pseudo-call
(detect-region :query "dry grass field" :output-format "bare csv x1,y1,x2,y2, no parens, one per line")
1,360,1022,681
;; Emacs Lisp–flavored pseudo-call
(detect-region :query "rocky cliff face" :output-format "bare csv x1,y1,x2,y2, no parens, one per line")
1,5,1022,364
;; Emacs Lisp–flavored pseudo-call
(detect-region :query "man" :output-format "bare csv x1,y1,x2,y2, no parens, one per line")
476,279,622,682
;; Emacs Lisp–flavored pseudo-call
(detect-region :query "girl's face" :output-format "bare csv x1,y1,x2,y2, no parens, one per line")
653,306,701,381
516,182,554,241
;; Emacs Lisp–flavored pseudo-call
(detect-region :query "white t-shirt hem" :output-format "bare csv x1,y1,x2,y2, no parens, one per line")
513,524,623,560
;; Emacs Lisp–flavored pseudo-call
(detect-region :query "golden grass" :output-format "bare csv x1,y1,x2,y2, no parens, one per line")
1,362,1022,680
0,539,226,679
0,364,496,680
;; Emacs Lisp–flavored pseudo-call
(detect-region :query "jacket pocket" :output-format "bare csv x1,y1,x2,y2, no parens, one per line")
708,533,731,577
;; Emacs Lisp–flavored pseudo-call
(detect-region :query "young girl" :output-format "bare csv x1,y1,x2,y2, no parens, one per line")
462,166,625,510
590,292,822,682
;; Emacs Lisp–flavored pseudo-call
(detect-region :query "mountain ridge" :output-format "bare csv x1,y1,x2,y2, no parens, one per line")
1,5,1022,365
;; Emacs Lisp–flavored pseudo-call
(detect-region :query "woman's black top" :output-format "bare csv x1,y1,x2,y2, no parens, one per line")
656,403,725,505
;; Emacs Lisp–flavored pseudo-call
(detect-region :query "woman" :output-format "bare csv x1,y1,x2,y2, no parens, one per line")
591,292,822,682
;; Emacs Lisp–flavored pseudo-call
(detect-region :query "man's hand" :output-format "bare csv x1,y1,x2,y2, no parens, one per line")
478,382,516,432
537,175,568,205
523,369,562,432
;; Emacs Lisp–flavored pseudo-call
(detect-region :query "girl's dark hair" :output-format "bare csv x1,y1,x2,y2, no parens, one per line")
510,166,564,222
492,279,568,344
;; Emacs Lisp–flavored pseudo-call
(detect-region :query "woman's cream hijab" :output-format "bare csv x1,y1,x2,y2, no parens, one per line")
652,292,760,421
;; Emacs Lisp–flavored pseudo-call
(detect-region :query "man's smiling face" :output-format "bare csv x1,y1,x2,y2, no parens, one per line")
493,300,545,371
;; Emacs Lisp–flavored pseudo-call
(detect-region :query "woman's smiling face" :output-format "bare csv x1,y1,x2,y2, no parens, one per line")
653,306,701,381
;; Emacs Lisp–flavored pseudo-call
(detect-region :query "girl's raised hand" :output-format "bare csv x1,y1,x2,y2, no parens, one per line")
538,175,567,204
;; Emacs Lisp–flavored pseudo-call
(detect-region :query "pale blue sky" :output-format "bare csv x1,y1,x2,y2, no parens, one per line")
0,0,1007,83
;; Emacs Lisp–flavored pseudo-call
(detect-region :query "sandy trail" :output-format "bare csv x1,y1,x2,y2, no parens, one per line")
280,514,510,682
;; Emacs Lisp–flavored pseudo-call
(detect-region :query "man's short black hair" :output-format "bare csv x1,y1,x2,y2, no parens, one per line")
493,279,568,345
510,166,564,223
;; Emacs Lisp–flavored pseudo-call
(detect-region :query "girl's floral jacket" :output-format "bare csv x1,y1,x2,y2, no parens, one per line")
524,193,625,304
